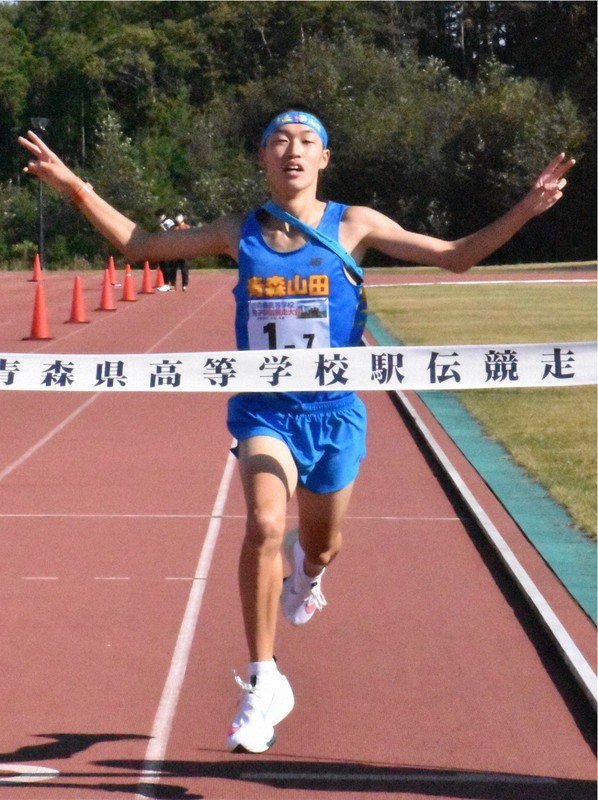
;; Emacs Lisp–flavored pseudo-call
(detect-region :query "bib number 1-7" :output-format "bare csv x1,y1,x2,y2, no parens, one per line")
248,298,331,350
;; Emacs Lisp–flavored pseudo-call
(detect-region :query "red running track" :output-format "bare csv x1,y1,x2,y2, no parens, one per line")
0,268,595,800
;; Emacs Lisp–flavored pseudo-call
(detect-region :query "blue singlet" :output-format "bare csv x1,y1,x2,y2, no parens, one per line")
227,201,368,492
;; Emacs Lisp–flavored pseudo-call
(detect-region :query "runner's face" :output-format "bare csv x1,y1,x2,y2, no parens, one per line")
260,124,330,195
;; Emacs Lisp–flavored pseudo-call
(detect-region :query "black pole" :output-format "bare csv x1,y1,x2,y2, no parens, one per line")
38,179,44,270
31,117,49,270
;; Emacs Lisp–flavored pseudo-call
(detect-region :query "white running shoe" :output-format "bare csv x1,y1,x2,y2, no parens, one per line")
281,529,327,626
227,669,294,753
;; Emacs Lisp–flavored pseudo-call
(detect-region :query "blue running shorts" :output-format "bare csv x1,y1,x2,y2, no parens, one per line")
227,392,367,494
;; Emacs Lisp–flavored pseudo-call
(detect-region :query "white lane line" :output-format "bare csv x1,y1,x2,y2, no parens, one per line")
360,324,597,707
17,576,212,582
0,284,226,486
0,763,60,784
135,446,236,797
18,576,199,582
0,394,101,484
348,515,460,521
368,278,596,287
0,513,457,522
396,388,598,709
0,513,245,519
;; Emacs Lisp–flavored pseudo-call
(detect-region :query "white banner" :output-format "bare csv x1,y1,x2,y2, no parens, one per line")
0,342,595,393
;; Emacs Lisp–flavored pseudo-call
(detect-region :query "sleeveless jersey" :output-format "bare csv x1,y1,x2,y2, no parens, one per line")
233,201,367,405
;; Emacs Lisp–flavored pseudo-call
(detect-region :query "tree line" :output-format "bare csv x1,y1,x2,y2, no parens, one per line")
0,0,595,268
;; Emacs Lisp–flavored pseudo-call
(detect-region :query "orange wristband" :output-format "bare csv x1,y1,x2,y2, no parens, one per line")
71,182,93,206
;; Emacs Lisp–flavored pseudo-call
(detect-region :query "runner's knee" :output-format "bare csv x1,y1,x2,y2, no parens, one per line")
245,507,285,556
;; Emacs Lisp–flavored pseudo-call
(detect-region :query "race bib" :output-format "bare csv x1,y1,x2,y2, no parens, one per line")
248,297,331,350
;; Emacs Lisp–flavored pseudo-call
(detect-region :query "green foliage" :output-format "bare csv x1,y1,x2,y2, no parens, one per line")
0,181,37,262
444,60,589,260
1,1,595,265
6,240,37,269
0,15,34,116
88,111,158,225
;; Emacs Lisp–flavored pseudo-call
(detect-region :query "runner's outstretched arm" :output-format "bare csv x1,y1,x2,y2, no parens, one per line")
18,130,238,262
346,153,576,272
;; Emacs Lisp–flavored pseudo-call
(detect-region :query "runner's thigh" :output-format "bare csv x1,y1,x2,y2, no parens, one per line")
238,435,299,511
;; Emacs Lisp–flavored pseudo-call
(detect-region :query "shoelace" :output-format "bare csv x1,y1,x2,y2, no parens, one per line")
307,580,327,611
234,671,254,693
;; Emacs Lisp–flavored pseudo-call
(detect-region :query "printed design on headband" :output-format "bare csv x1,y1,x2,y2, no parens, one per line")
275,113,322,133
261,110,328,147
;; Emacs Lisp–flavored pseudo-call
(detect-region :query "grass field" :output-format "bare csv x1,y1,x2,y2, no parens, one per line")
367,273,597,538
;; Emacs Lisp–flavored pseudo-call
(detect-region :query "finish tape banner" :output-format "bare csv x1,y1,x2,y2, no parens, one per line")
0,342,595,393
0,342,597,392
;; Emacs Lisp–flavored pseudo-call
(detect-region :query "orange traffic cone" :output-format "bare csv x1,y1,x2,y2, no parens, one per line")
141,261,154,294
23,282,53,340
108,255,117,285
155,266,165,289
29,253,42,282
97,269,117,311
121,270,137,302
66,276,90,323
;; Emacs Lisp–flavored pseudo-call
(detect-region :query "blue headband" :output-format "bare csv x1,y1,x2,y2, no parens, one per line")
260,111,328,147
